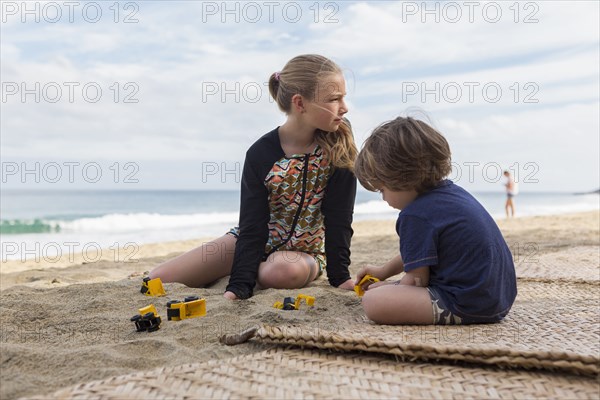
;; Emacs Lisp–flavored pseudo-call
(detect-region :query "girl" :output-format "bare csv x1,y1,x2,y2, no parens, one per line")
149,54,357,300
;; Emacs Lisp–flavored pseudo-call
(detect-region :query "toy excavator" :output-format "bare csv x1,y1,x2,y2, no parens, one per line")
167,296,207,321
140,277,166,297
273,294,315,310
354,274,380,297
131,304,162,332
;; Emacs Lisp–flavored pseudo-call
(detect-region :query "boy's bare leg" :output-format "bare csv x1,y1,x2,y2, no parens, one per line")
361,284,434,325
149,234,237,287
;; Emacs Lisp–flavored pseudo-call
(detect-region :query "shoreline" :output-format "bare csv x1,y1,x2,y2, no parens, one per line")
0,218,398,284
2,192,597,267
1,210,598,291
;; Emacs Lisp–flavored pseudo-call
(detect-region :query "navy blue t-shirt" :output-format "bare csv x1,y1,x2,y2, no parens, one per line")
397,180,517,323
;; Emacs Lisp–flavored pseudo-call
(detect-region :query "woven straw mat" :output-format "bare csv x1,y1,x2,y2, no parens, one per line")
250,280,599,377
514,245,599,282
38,347,599,400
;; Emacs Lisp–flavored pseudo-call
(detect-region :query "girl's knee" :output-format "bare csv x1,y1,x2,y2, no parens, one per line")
257,261,309,289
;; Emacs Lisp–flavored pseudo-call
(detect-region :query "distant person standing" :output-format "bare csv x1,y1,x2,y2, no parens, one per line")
503,171,518,218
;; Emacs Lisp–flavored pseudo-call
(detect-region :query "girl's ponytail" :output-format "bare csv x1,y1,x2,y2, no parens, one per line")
268,72,280,101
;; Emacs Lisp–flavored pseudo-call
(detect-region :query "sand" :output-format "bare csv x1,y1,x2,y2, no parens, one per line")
1,211,598,399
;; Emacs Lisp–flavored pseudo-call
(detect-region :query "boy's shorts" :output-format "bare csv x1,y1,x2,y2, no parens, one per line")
427,286,463,325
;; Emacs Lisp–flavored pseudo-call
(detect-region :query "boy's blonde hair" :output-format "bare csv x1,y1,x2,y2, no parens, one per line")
268,54,357,170
355,117,452,193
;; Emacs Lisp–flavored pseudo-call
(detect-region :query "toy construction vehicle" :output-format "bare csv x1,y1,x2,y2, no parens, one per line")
141,277,166,297
273,294,315,310
131,304,162,332
354,274,380,297
166,296,207,321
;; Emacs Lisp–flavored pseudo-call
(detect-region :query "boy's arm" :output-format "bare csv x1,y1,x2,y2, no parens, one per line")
397,214,437,287
381,254,404,278
400,265,430,287
355,254,404,284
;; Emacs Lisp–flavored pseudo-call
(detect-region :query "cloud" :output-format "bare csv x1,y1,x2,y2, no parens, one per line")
1,1,598,191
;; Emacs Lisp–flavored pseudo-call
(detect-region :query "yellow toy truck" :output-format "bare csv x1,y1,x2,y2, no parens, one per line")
354,274,380,297
131,304,162,332
140,277,166,297
273,294,315,310
166,296,207,321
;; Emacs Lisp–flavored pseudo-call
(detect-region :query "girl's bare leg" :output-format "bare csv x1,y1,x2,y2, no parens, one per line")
361,284,434,325
257,251,319,289
149,234,237,287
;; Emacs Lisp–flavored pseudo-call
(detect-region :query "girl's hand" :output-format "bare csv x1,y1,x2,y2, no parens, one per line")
337,279,355,291
223,291,238,300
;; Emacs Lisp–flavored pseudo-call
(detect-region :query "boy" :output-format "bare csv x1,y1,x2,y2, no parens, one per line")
354,117,517,325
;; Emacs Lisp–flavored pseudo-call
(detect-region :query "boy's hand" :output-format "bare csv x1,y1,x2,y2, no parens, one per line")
355,264,385,286
223,291,239,300
337,279,355,291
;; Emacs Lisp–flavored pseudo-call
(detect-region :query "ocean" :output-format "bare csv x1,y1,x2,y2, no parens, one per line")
1,189,598,261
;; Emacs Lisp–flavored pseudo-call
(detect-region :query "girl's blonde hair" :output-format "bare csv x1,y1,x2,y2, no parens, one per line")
355,117,452,193
268,54,357,170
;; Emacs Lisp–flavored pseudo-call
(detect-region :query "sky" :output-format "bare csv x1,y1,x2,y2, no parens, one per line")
1,0,599,193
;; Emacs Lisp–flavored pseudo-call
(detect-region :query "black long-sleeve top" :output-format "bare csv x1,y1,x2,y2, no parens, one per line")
225,127,356,299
